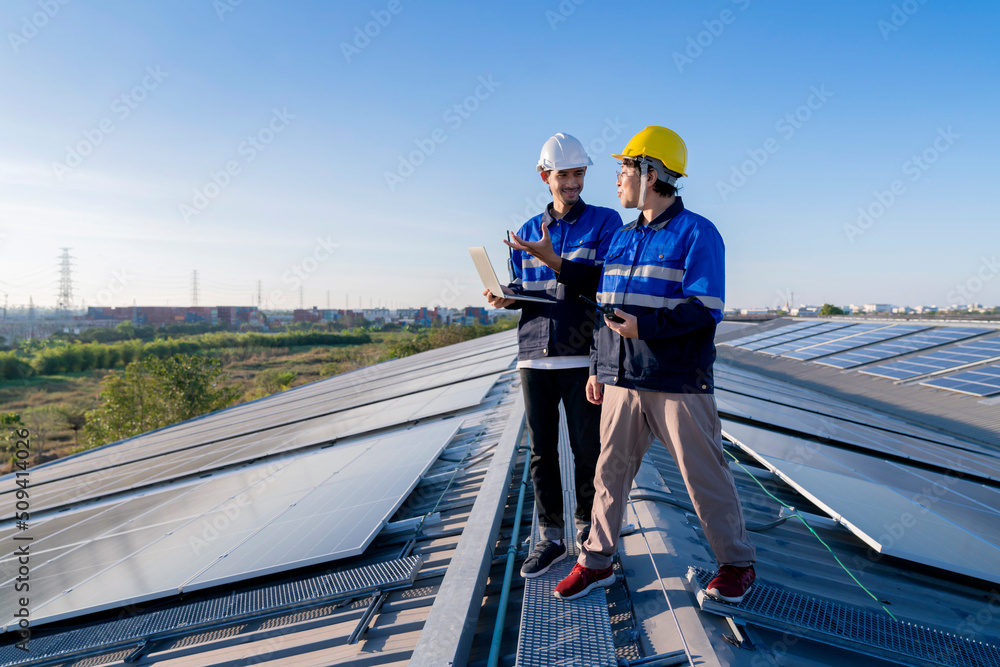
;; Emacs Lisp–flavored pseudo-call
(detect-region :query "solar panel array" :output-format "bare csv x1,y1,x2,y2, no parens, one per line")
0,330,519,633
719,321,823,348
740,321,853,351
921,364,1000,397
814,327,991,370
757,323,883,356
723,420,1000,586
780,323,931,360
715,389,1000,482
0,337,516,518
856,335,1000,380
0,420,461,630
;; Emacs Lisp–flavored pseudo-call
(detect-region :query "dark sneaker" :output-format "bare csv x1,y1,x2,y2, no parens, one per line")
706,565,756,603
553,563,615,600
520,540,567,578
575,525,591,546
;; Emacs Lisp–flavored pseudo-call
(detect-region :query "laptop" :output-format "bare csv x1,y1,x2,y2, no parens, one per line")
469,246,556,304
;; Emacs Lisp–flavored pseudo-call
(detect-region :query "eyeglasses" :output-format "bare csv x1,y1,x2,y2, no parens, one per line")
616,162,636,182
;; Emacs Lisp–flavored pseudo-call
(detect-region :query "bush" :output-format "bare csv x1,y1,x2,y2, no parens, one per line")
0,352,34,381
82,354,242,449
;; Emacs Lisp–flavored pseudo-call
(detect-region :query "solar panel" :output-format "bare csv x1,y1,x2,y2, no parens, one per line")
1,372,503,518
0,420,460,630
723,421,1000,585
715,390,1000,483
719,321,824,347
816,327,992,370
920,364,1000,397
741,322,852,351
715,363,997,455
23,342,515,487
854,335,1000,380
760,323,883,356
780,324,931,360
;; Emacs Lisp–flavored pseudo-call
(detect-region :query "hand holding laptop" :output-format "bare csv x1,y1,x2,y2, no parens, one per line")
483,286,515,309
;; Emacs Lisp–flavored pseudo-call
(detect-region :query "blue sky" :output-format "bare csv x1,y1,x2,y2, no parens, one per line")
1,0,997,312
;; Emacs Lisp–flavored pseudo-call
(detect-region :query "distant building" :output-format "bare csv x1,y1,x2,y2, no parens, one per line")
360,308,393,324
85,306,134,321
293,308,324,324
862,303,894,313
216,306,262,328
397,307,442,327
453,307,489,326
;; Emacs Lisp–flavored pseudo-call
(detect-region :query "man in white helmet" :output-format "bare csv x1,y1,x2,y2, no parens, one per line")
484,133,622,578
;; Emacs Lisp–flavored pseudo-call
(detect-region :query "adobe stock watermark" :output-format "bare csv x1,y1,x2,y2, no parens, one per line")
673,0,751,73
770,287,793,312
268,235,338,307
947,255,998,305
848,468,963,576
878,0,930,40
92,268,134,307
340,0,404,63
955,588,1000,642
545,0,586,30
7,0,70,54
213,0,243,21
843,126,958,244
509,117,627,226
179,107,295,223
716,85,833,202
188,462,286,556
430,277,472,311
383,75,501,192
51,66,168,182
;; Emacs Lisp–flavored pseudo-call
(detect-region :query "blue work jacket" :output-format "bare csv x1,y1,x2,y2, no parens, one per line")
590,197,725,393
508,200,622,360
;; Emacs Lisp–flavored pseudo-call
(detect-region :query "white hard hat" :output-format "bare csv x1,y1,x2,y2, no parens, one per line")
537,133,593,172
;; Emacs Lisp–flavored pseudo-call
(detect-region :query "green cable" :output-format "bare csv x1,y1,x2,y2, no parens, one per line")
725,448,898,621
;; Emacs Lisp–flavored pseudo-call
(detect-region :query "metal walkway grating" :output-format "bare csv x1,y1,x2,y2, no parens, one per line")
515,406,617,667
688,566,1000,667
0,556,423,666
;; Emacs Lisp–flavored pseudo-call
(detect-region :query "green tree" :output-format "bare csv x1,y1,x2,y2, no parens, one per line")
23,405,61,459
819,303,845,316
60,404,89,447
82,354,241,448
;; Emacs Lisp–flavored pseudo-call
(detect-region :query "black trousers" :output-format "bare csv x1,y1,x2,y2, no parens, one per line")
519,366,602,541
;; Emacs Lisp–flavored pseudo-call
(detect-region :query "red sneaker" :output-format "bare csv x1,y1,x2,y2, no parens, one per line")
706,564,755,603
553,563,615,601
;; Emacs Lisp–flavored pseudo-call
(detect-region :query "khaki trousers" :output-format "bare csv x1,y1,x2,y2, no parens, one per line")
579,385,756,570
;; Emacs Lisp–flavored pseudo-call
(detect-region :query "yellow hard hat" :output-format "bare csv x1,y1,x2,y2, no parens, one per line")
612,126,688,178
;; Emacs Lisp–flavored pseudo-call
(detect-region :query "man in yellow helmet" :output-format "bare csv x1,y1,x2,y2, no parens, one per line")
550,126,757,602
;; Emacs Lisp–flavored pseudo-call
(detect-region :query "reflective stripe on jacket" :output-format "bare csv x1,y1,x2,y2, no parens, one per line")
509,200,622,360
590,197,724,393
